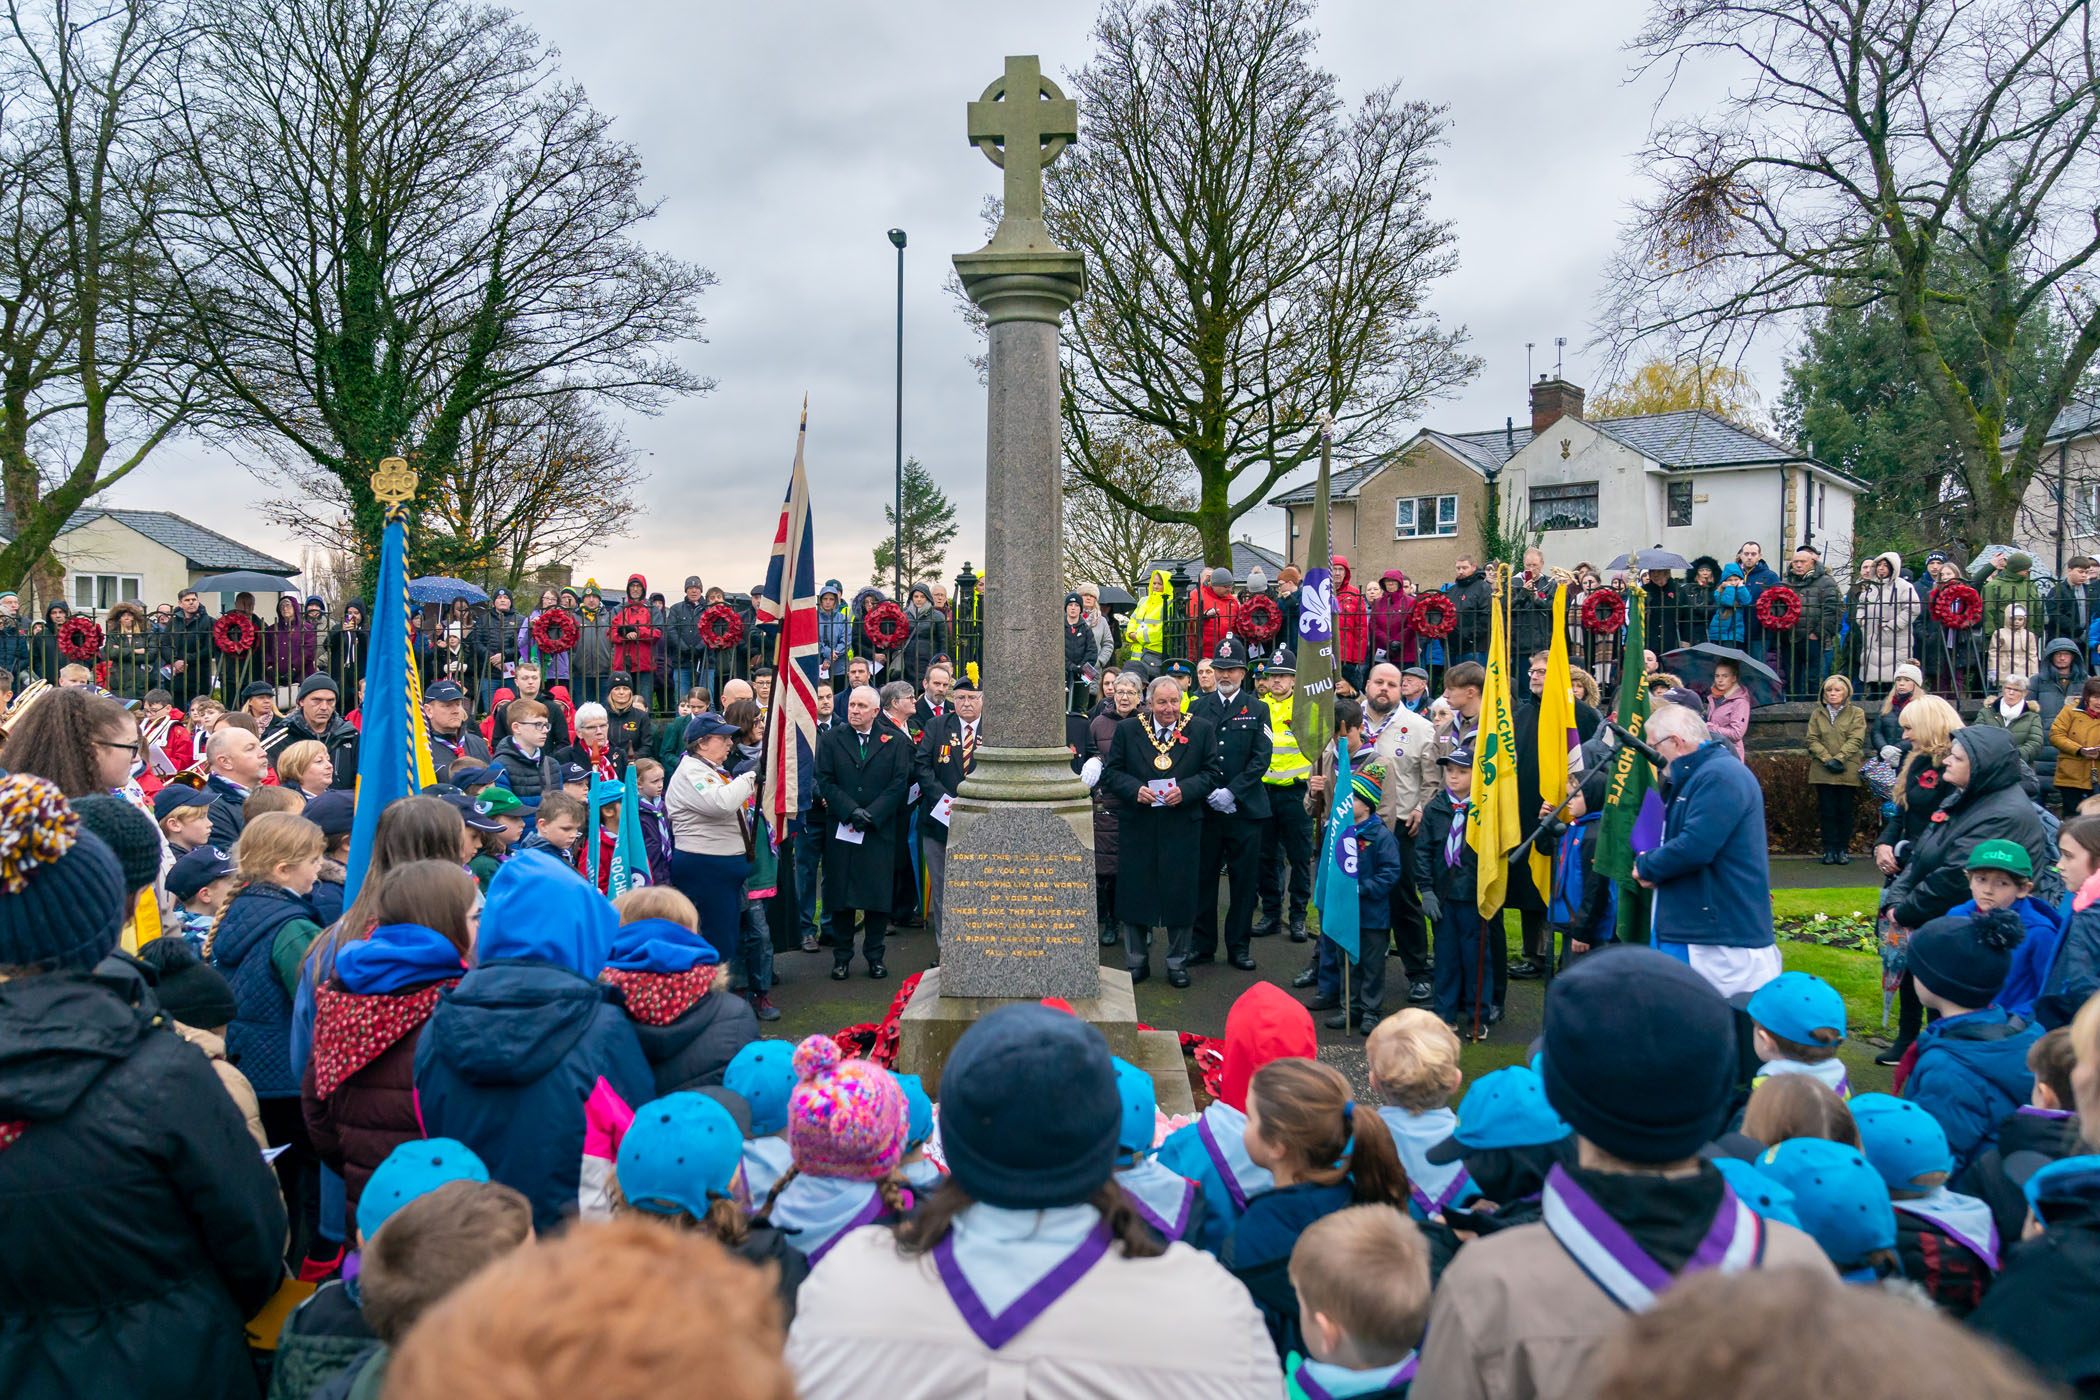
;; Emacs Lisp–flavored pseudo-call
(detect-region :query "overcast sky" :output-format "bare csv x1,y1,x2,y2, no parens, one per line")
112,0,1770,599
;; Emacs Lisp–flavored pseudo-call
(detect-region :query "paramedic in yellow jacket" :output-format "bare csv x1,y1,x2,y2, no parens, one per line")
1122,569,1173,663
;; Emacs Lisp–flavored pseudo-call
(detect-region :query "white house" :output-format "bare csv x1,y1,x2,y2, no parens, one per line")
0,507,297,615
2010,398,2100,575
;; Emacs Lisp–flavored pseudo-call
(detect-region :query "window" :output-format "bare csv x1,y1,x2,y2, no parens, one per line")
1395,494,1458,539
69,574,141,612
1817,483,1826,529
1667,481,1694,527
1530,481,1599,532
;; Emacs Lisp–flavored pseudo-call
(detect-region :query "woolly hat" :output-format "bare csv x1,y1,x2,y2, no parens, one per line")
938,1003,1121,1209
1540,946,1736,1163
1112,1056,1158,1157
1754,1138,1896,1269
1908,908,2024,1008
0,775,125,971
894,1072,935,1149
786,1034,908,1181
617,1092,746,1220
1849,1092,1953,1191
1247,567,1268,593
71,795,163,897
1892,662,1924,688
359,1139,489,1242
133,934,237,1029
296,673,339,702
1208,566,1234,589
725,1040,798,1138
1349,766,1383,809
2007,551,2034,573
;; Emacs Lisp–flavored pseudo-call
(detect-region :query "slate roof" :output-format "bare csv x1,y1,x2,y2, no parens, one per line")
1585,409,1804,468
1268,425,1534,506
0,507,296,573
2001,398,2100,450
1139,539,1289,585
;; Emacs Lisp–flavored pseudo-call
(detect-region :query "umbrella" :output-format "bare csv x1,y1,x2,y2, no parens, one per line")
1662,642,1783,708
407,576,489,606
1607,549,1691,573
189,570,300,595
1097,584,1136,611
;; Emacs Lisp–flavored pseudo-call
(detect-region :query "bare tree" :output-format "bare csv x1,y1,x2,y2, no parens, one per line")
0,0,209,594
1604,0,2100,550
1063,424,1199,592
160,0,712,581
1046,0,1479,566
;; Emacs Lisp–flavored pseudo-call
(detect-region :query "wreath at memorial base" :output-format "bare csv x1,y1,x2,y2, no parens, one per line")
1579,589,1627,635
212,611,259,656
1412,592,1457,639
56,616,104,662
863,600,910,650
1930,582,1984,631
697,603,745,650
1236,593,1282,643
1755,585,1803,631
529,607,579,655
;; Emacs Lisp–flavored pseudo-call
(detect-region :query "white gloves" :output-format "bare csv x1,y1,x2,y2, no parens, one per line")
1879,744,1902,764
1081,756,1103,789
1207,787,1237,813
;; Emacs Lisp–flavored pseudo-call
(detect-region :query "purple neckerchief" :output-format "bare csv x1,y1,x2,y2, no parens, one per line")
1541,1164,1763,1312
2017,1105,2077,1120
1294,1355,1418,1400
1410,1166,1474,1218
932,1223,1114,1350
802,1189,903,1266
1197,1113,1250,1212
1123,1173,1195,1241
1892,1190,2001,1271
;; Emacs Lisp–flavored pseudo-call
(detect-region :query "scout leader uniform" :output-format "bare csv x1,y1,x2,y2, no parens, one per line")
1101,699,1224,987
1190,637,1272,971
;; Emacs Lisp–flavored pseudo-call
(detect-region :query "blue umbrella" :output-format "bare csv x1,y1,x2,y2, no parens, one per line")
407,576,489,606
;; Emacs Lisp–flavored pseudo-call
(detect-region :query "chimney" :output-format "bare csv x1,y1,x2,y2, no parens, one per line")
1531,375,1585,438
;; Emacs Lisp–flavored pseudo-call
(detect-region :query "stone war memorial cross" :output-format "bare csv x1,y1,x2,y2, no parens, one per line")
896,56,1193,1113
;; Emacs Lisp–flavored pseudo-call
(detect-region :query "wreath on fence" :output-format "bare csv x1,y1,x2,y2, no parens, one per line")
1754,585,1803,631
1929,582,1984,631
863,600,910,650
697,603,745,650
212,611,259,656
56,616,104,662
1578,589,1627,635
1236,593,1282,643
1412,592,1457,640
529,607,579,656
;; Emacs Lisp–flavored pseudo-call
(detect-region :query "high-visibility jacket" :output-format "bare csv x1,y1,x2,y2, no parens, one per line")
1261,692,1311,785
1123,569,1174,661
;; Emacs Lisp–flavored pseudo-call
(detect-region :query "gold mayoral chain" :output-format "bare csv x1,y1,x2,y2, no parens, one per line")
1147,719,1182,771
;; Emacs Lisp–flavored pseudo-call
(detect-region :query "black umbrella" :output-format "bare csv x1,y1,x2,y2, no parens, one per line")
1608,549,1691,573
189,570,299,595
1662,642,1783,708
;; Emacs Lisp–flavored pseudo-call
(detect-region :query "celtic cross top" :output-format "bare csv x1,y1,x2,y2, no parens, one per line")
967,55,1078,230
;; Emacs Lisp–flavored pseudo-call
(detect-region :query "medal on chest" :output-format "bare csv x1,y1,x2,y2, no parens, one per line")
1147,719,1182,771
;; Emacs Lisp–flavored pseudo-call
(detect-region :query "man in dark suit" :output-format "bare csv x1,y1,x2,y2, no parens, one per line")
1189,637,1272,972
1102,675,1224,987
796,683,840,953
915,674,980,945
814,684,914,979
913,659,955,729
878,680,924,927
2049,554,2100,646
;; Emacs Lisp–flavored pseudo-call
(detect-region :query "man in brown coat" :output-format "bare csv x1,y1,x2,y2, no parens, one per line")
1415,947,1832,1400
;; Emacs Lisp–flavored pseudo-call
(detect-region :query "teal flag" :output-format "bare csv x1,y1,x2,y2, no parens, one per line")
1313,737,1361,962
609,768,645,896
586,777,625,890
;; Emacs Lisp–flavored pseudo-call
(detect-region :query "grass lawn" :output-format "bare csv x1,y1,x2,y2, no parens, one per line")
1772,886,1881,921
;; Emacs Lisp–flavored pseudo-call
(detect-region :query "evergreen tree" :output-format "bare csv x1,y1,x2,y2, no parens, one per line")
871,458,959,590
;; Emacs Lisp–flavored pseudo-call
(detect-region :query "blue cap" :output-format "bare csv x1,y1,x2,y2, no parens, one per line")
358,1138,488,1242
1714,1155,1802,1228
684,712,739,746
152,783,213,821
166,845,236,901
1754,1138,1895,1268
1425,1066,1571,1164
2024,1154,2100,1225
895,1072,935,1148
616,1093,746,1218
1112,1056,1158,1156
724,1040,797,1137
559,761,591,784
589,778,626,807
1849,1093,1952,1190
1746,971,1847,1047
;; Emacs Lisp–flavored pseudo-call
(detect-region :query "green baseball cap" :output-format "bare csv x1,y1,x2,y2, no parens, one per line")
474,787,523,817
1964,839,2033,879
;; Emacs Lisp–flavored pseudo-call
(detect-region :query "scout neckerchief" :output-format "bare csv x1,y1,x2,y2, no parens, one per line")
933,1223,1114,1350
1288,1353,1418,1400
1541,1164,1763,1311
1891,1187,2001,1271
1115,1158,1196,1241
1445,798,1470,866
1147,716,1184,771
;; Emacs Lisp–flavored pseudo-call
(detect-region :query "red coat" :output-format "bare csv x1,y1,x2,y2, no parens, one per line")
1333,556,1369,664
609,575,660,673
1188,586,1241,660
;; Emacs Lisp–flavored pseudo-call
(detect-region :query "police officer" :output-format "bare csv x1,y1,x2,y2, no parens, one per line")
1190,636,1271,971
1254,648,1313,941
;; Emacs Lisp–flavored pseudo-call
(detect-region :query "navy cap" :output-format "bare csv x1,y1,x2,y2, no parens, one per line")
617,1093,746,1220
1211,636,1250,668
166,845,237,901
423,679,466,703
238,681,274,702
1266,648,1296,675
1745,971,1847,1047
152,783,213,821
684,712,738,746
304,789,356,838
441,791,504,834
1426,1066,1570,1163
559,761,591,785
1439,746,1475,768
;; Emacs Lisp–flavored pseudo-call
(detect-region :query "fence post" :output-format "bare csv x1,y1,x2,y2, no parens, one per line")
952,562,979,679
1166,563,1195,670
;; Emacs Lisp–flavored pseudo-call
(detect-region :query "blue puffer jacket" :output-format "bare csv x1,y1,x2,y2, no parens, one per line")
2039,897,2100,1030
1943,895,2065,1019
1352,814,1401,931
1635,739,1775,948
211,882,324,1098
411,851,653,1232
816,581,852,674
1707,564,1751,643
1904,1007,2043,1177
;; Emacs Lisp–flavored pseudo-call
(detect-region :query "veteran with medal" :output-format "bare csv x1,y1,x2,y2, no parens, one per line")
1100,674,1224,987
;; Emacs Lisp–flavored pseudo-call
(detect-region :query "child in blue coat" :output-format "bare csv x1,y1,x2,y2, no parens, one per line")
1945,839,2062,1020
1111,1057,1206,1246
1329,766,1402,1035
1365,1010,1475,1220
1707,561,1751,643
1902,911,2043,1177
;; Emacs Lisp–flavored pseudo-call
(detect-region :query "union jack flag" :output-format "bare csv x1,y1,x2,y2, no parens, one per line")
757,399,821,841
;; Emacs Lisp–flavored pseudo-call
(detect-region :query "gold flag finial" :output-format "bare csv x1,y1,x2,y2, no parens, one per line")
371,456,417,508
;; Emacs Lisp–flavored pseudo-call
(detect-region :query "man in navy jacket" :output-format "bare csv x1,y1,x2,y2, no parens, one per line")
1634,701,1781,998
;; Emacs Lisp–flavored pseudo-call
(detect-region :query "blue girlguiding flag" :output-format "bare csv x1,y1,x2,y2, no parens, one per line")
1314,738,1362,963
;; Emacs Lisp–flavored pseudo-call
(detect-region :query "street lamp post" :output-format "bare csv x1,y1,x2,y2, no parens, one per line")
888,228,907,599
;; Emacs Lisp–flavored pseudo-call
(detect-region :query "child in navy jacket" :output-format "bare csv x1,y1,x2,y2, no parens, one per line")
1416,747,1487,1037
1330,765,1402,1035
1902,911,2042,1176
1853,1094,1999,1316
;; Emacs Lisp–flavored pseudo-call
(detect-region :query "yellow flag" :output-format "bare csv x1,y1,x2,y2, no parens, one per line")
1531,583,1579,895
1470,565,1522,918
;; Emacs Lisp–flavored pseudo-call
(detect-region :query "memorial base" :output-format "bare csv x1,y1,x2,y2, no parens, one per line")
895,966,1195,1117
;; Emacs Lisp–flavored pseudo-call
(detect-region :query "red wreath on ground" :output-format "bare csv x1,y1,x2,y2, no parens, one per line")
1412,592,1457,639
697,602,745,650
212,610,258,655
529,607,579,655
1236,593,1282,643
56,616,104,662
863,600,910,650
1755,585,1803,631
1930,581,1984,631
1579,589,1627,635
